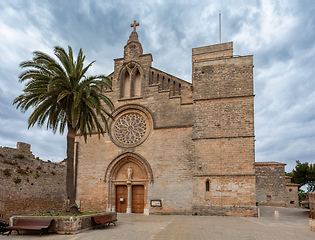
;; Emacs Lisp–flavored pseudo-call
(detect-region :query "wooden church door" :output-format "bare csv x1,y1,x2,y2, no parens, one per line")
132,185,144,213
116,185,127,213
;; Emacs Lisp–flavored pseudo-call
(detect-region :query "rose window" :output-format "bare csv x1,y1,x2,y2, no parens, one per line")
114,113,147,145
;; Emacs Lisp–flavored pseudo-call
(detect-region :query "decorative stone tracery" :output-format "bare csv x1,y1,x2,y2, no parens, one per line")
109,105,153,148
120,62,143,98
114,113,147,145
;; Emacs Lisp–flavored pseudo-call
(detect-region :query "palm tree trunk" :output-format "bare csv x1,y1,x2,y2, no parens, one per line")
66,123,79,213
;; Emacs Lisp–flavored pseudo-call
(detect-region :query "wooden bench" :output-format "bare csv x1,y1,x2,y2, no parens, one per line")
5,218,52,237
92,214,117,229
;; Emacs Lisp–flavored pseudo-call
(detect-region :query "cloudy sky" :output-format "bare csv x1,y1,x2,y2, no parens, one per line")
0,0,314,172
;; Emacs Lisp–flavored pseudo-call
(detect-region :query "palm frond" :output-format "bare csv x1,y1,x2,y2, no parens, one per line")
13,45,114,142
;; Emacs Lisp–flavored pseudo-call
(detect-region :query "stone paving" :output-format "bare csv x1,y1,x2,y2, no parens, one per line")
2,207,314,240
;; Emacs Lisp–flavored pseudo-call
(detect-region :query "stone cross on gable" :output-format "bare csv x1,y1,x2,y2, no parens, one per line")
130,20,139,32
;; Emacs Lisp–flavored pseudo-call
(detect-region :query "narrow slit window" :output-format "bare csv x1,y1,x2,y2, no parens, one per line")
123,71,130,98
206,180,210,192
134,69,141,97
173,81,176,96
151,71,154,85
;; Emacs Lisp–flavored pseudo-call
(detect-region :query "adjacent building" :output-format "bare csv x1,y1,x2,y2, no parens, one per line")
255,162,299,207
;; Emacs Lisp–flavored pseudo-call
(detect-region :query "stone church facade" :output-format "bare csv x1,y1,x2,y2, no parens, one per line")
75,22,257,216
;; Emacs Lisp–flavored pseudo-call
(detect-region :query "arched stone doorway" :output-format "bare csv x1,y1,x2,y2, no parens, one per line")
105,152,153,214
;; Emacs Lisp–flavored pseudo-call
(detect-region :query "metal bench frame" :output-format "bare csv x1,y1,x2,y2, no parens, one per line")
92,214,117,229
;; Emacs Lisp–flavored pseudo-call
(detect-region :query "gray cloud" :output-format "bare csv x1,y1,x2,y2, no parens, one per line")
0,0,314,172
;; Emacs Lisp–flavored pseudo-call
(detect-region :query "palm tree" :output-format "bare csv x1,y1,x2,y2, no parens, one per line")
13,46,114,213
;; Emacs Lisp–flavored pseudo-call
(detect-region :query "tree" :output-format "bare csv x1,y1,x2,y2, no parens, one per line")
13,46,114,213
287,160,315,192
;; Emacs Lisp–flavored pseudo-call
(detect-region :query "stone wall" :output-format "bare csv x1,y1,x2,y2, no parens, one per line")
285,176,299,208
0,143,66,221
255,162,299,207
255,162,286,206
310,192,315,218
191,42,256,216
75,126,194,215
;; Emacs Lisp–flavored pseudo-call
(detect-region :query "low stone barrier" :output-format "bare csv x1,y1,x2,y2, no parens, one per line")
309,220,315,231
9,212,117,234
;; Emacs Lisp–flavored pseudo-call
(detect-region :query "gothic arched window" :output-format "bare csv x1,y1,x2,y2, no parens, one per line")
120,62,143,99
134,69,141,97
123,71,131,98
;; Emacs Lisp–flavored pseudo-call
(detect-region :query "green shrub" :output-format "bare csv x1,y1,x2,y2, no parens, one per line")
35,156,40,160
35,173,40,179
51,171,56,175
14,153,25,159
14,178,21,184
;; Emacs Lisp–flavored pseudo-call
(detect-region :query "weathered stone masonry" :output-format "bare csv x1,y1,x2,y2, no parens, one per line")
75,22,257,216
0,142,66,221
255,162,299,208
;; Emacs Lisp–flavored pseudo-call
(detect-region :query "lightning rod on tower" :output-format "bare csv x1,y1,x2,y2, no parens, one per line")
219,11,222,43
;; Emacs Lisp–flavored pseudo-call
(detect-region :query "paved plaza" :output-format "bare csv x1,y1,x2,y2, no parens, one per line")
3,207,314,240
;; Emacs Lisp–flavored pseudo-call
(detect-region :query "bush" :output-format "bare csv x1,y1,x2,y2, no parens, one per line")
51,171,56,175
14,178,21,184
35,173,40,179
14,153,25,159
